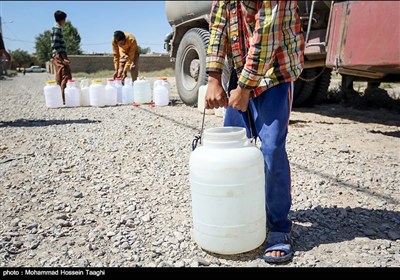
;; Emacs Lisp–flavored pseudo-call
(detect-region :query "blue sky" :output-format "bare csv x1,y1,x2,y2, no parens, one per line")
0,1,172,54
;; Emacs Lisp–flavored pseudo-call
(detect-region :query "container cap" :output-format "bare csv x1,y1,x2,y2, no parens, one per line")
46,80,57,84
92,79,102,84
67,79,75,82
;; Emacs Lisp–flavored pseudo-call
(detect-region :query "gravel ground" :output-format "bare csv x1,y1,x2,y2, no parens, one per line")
1,73,399,267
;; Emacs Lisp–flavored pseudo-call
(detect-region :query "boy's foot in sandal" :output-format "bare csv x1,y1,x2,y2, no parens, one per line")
263,232,294,264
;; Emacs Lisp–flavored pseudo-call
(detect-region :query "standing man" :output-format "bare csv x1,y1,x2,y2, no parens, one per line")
51,10,72,104
112,30,140,82
205,1,304,264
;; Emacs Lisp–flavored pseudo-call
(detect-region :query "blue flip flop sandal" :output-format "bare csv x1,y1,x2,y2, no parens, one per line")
263,232,294,264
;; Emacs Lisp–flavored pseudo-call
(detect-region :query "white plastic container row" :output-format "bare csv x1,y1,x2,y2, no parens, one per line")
44,77,171,108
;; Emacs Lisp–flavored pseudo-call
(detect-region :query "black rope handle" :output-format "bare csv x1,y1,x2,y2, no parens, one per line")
192,107,206,151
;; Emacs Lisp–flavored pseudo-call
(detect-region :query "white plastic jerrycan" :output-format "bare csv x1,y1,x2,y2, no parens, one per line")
64,79,81,107
133,77,152,104
122,77,135,104
153,79,169,106
189,127,266,255
114,78,123,104
89,79,106,107
80,79,91,106
105,78,118,106
43,80,63,108
198,85,215,115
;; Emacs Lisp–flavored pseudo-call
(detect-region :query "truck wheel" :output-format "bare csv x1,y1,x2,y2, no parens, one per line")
293,68,317,107
175,28,209,106
308,67,332,105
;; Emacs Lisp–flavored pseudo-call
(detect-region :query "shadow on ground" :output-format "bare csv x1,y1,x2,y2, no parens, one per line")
291,207,400,252
200,206,399,263
0,119,100,127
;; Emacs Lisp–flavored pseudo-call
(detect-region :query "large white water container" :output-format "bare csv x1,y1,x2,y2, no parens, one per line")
105,79,118,106
43,80,63,108
133,78,152,104
122,77,135,104
189,127,266,255
198,85,215,115
64,79,81,107
80,79,91,106
153,79,169,106
89,79,106,107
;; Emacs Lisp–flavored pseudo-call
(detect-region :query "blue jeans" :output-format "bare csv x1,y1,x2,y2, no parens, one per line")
224,76,293,233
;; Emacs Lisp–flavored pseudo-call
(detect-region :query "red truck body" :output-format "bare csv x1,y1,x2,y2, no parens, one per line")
326,1,400,79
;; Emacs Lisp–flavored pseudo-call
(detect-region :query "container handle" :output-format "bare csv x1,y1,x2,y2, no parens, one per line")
192,107,206,151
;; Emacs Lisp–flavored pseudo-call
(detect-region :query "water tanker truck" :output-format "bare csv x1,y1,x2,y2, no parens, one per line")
164,1,400,107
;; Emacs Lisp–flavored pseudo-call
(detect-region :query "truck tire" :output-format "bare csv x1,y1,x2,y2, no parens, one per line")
308,67,332,105
175,28,209,106
293,68,317,107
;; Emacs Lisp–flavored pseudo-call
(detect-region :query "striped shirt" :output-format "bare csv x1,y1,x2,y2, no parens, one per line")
206,0,305,97
51,23,67,56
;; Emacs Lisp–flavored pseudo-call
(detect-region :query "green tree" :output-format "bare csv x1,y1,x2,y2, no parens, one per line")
138,45,151,54
9,49,33,67
63,21,82,55
35,30,52,63
34,20,82,63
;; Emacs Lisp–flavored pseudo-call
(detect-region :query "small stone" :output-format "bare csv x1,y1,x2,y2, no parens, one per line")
141,214,151,222
73,192,83,198
121,242,131,249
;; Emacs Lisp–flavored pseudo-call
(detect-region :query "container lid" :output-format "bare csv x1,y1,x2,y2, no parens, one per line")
92,79,102,84
67,79,75,82
46,80,57,85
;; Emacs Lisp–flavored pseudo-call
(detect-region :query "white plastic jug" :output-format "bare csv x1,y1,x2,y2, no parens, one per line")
43,80,63,108
153,79,169,106
189,127,266,255
214,107,226,118
122,78,135,104
133,78,151,104
157,77,171,92
105,79,118,106
113,78,123,104
89,79,106,107
80,79,91,106
198,85,215,115
64,79,81,107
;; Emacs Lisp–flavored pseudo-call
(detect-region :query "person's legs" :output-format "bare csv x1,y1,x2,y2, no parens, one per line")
225,83,292,232
61,63,72,99
53,54,66,103
224,71,293,262
251,83,293,263
130,53,139,82
252,83,292,233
